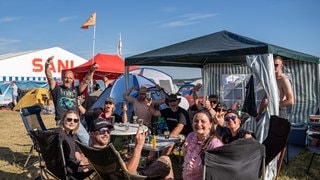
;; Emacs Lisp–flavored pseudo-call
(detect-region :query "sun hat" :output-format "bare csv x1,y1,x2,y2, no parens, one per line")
139,87,148,94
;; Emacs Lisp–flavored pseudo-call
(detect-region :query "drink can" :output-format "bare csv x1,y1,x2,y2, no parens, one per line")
139,157,146,169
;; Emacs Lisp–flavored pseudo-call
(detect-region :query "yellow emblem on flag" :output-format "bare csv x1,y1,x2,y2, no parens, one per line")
81,12,96,29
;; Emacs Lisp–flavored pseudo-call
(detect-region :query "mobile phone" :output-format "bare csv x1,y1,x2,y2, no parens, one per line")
146,92,152,100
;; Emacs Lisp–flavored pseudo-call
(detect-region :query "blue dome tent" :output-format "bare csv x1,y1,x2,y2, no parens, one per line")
90,74,168,120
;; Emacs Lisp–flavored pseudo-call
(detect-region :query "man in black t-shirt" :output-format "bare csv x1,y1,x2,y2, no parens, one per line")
148,94,190,155
45,55,99,124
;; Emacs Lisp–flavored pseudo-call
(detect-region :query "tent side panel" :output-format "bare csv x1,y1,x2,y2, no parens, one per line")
285,61,318,123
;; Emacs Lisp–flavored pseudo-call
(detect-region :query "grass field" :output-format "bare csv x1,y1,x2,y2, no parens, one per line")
0,109,319,179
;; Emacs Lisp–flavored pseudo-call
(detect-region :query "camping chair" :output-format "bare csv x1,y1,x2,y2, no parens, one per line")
306,120,320,174
30,129,95,180
20,105,47,168
202,138,265,180
76,141,160,180
262,115,291,179
203,138,265,180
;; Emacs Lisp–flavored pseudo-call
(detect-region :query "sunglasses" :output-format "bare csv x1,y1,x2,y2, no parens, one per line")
210,101,217,104
224,116,237,122
65,118,79,123
105,101,113,105
169,100,177,103
274,64,280,67
97,128,111,135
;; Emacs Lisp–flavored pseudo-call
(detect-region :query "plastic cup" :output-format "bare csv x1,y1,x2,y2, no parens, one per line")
124,122,130,131
164,130,170,139
110,116,115,126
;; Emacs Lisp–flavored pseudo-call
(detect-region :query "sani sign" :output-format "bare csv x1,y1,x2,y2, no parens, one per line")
0,47,87,81
0,47,88,105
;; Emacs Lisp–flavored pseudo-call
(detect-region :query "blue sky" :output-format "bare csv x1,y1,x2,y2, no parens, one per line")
1,0,319,79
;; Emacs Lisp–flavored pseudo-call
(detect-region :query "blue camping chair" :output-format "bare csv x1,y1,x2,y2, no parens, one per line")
20,105,47,168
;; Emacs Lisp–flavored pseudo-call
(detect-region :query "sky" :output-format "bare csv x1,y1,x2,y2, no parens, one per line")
1,0,319,79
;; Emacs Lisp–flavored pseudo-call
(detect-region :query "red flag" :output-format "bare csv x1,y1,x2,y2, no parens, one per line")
81,12,96,29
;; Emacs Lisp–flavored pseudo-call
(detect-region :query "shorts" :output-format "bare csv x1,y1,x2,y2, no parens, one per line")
139,156,170,178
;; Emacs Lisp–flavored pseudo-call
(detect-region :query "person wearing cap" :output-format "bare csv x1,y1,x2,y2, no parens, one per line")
89,118,174,179
83,97,128,129
123,85,166,128
215,109,253,144
148,93,190,155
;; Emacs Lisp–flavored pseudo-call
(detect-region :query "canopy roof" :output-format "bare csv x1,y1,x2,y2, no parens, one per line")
125,30,319,68
64,53,137,80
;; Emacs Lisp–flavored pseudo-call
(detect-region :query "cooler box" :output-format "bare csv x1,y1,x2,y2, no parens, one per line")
288,123,307,147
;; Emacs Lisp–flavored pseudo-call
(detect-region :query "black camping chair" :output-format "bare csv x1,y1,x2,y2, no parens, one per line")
30,129,95,180
203,138,265,180
20,105,47,168
76,141,160,180
30,129,68,179
262,115,291,179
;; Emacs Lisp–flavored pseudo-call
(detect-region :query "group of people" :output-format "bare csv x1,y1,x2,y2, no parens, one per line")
42,55,294,179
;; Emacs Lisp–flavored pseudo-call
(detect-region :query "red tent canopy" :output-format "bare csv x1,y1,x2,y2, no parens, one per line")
63,53,137,80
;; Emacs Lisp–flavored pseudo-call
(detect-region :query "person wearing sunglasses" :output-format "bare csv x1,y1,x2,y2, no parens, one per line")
99,97,127,123
216,109,253,144
148,94,190,155
89,117,115,148
89,117,174,179
83,97,128,127
55,110,94,177
182,109,223,180
256,55,294,122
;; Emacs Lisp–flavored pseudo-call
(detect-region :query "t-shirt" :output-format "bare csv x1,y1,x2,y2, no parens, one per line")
160,107,190,135
183,132,223,180
51,85,80,121
222,128,252,144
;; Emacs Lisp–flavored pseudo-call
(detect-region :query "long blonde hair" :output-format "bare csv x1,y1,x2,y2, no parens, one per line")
60,110,80,134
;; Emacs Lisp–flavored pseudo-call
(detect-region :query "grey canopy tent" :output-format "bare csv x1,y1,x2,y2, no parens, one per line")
125,30,318,67
125,30,320,124
125,30,319,179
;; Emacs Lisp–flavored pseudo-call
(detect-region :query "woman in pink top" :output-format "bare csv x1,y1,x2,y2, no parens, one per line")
183,109,223,180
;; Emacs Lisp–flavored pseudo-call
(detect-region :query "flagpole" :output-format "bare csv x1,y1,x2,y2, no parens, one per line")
92,24,96,64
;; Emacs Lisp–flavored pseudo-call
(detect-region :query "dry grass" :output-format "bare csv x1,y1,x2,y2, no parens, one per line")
0,110,319,179
0,110,55,179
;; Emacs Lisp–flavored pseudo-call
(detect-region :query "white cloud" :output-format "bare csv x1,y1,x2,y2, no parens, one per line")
58,16,78,23
161,7,177,13
160,13,218,28
0,38,20,46
0,38,21,54
0,17,19,23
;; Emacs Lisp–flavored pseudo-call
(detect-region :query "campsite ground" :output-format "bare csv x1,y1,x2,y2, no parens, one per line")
0,110,319,179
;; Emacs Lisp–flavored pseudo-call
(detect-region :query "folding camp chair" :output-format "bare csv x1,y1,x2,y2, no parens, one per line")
262,115,291,179
30,129,95,180
20,105,47,168
203,138,265,180
76,141,160,180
